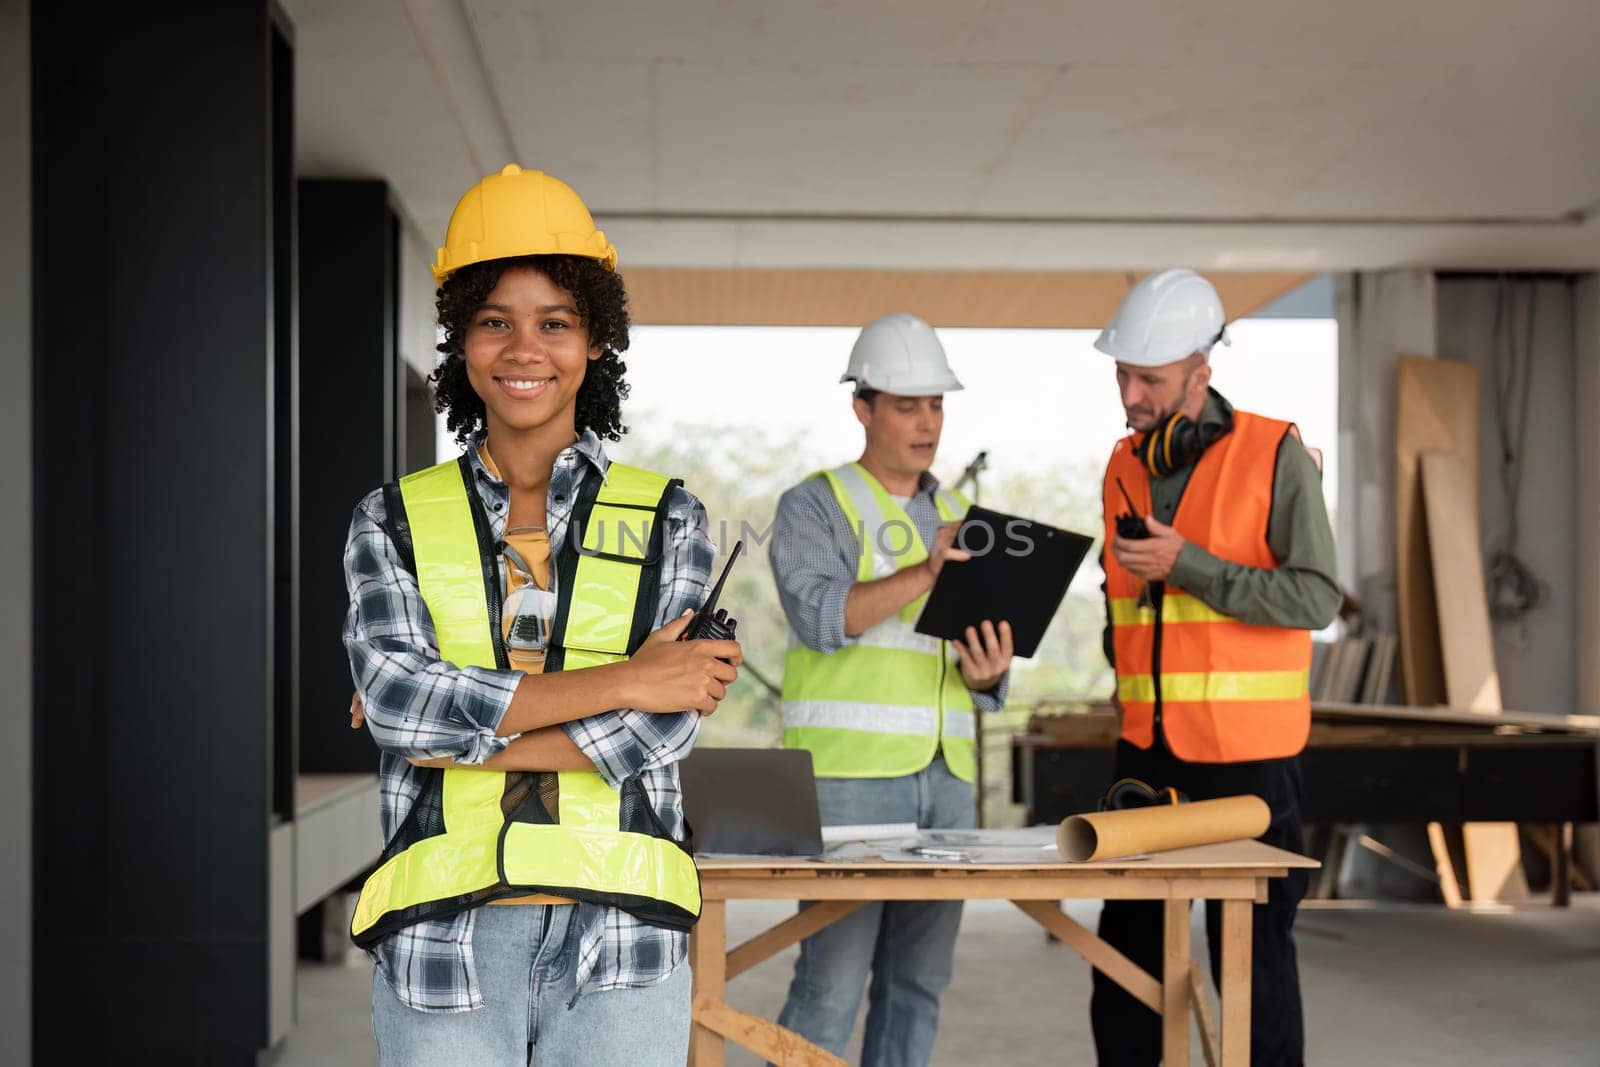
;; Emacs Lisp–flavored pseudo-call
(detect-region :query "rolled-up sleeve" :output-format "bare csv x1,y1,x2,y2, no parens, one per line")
343,491,516,765
769,479,858,654
972,676,1009,713
563,487,711,787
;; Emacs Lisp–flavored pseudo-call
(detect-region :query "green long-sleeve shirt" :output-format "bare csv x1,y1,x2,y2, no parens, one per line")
1102,390,1341,669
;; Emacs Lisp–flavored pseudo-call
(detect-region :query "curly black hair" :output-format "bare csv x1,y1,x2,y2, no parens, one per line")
431,253,631,443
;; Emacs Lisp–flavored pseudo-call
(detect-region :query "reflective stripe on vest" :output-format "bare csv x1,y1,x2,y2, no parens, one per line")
1102,411,1312,763
780,462,977,782
351,457,701,947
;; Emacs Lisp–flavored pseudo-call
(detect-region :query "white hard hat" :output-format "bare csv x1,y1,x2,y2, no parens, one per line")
1094,269,1231,367
840,312,964,396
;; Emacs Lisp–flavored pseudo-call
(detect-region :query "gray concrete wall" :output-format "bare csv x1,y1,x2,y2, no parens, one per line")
0,1,30,1060
1435,276,1578,715
1335,270,1437,627
398,220,442,467
398,222,438,383
1334,272,1440,900
1576,274,1600,716
1579,275,1600,878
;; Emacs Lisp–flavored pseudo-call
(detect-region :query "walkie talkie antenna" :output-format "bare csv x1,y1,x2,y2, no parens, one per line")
1115,476,1140,515
697,540,744,618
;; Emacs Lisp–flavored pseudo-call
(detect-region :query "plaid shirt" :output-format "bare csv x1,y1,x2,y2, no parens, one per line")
343,430,712,1013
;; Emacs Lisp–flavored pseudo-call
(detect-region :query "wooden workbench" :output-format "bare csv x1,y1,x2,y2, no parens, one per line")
690,841,1318,1067
1014,703,1599,904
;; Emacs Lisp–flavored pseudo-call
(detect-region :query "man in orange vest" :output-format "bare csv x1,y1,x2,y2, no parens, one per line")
1090,270,1339,1066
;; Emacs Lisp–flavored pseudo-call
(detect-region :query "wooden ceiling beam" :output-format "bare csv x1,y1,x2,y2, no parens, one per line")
622,268,1314,328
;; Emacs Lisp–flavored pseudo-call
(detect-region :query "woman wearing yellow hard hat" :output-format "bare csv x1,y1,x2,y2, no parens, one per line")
342,164,740,1064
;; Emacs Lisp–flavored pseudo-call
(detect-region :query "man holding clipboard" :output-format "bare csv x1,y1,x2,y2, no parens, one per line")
769,312,1014,1066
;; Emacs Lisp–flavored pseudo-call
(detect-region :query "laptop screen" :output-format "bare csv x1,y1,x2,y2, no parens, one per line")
679,748,824,857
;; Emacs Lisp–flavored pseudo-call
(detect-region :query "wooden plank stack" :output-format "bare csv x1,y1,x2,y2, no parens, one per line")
1309,634,1398,705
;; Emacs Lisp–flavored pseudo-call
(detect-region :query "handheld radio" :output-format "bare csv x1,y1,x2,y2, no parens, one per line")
683,540,744,642
1113,478,1157,612
1114,477,1151,540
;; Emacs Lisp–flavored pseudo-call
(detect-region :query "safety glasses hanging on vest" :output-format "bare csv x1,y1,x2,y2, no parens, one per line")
501,540,556,658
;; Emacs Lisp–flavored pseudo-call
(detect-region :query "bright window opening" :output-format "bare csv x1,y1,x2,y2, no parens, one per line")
606,314,1337,747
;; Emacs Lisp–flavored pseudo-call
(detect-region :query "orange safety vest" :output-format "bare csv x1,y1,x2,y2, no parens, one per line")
1102,411,1312,763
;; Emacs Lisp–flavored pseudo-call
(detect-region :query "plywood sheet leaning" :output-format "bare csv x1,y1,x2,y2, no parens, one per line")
1418,452,1528,902
1418,452,1503,712
1394,356,1479,706
1461,822,1530,902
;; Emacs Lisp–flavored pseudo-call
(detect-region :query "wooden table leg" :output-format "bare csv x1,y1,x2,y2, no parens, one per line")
1189,960,1220,1067
1163,898,1191,1067
1313,825,1348,900
1219,897,1253,1067
690,899,727,1067
1554,822,1573,908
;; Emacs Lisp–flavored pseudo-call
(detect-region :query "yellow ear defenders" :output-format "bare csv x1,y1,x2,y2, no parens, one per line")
1098,777,1188,812
1135,411,1203,478
1134,391,1236,478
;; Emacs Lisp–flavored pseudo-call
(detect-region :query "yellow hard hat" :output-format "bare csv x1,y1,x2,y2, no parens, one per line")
432,164,617,280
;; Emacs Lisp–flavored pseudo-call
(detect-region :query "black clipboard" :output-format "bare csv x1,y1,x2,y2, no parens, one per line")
913,505,1093,659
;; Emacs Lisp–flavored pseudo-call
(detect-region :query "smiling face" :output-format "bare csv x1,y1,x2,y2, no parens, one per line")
463,265,600,439
855,392,944,480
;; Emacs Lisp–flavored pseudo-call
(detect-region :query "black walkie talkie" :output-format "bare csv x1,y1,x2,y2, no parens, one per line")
1114,477,1151,541
683,540,743,642
1113,478,1157,612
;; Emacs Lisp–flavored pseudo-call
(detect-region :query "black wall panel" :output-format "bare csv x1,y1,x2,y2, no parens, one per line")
297,179,397,774
33,4,288,1061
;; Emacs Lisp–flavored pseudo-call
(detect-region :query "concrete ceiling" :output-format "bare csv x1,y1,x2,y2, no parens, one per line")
289,0,1600,272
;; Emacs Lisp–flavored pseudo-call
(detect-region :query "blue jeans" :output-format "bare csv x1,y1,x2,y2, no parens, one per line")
776,755,975,1067
371,904,690,1066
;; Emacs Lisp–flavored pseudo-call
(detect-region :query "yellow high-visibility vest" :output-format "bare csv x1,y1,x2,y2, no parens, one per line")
351,455,701,948
780,462,977,782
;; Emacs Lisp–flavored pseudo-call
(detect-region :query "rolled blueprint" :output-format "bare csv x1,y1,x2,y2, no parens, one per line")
1056,795,1270,862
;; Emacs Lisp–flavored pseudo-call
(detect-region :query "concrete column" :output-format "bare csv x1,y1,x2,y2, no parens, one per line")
1335,270,1437,630
1569,273,1600,884
1576,274,1600,716
1436,275,1578,716
1333,271,1439,900
0,2,30,1061
398,220,444,471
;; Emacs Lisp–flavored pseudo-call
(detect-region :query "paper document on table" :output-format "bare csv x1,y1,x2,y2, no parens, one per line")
820,823,919,844
873,826,1067,864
